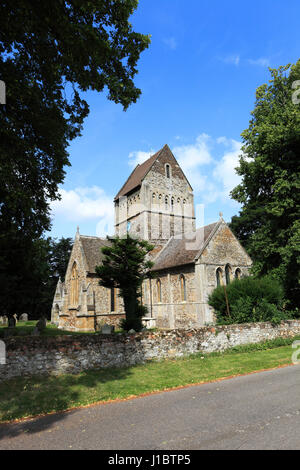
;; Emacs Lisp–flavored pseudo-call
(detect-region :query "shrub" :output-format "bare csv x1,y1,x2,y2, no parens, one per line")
208,275,288,325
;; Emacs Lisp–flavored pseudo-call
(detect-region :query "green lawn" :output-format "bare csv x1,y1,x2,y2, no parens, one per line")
0,337,298,423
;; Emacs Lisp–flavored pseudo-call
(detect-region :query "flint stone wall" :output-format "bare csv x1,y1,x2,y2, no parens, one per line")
1,320,300,382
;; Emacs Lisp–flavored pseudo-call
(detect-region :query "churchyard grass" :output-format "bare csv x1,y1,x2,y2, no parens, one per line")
0,337,298,422
0,321,103,337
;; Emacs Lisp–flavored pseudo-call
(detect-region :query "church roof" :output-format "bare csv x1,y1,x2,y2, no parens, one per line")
152,222,219,271
80,236,111,274
114,145,168,200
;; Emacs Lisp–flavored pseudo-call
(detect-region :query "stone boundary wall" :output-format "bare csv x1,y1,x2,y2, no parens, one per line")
1,320,300,382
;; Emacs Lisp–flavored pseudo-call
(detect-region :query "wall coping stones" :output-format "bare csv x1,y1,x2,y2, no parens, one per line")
1,320,300,382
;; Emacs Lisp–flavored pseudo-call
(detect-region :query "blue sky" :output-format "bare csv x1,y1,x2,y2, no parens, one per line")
49,0,300,239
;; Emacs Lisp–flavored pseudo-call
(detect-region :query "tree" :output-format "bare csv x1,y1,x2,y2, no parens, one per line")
230,61,300,309
49,237,73,282
0,1,150,315
0,236,73,319
96,236,154,332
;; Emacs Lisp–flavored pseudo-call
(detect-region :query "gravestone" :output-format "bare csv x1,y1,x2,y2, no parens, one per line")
19,313,29,322
0,316,8,326
8,316,16,328
101,324,115,335
13,314,18,323
36,317,47,332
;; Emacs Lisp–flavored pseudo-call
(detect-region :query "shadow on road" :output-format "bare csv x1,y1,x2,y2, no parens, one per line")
0,364,134,440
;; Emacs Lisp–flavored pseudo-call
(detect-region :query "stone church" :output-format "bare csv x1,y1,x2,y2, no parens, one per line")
51,144,252,331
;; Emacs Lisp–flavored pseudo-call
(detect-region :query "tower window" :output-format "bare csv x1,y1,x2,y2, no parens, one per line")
166,164,170,178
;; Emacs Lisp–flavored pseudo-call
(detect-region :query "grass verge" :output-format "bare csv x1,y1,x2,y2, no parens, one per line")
0,336,299,423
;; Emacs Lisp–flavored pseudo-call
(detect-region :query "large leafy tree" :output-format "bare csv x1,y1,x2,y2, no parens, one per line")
96,236,154,331
0,1,150,315
48,237,73,283
230,61,300,309
0,236,73,318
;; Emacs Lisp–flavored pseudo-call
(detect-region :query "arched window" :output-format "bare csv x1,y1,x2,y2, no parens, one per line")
235,268,241,280
216,268,223,287
110,287,117,312
166,164,170,178
180,275,187,301
152,193,156,208
70,262,79,306
225,264,232,285
171,197,174,213
165,196,169,211
156,279,162,303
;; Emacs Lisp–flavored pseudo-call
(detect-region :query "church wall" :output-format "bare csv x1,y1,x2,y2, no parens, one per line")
143,265,206,329
58,238,125,332
115,147,196,243
142,167,195,243
197,222,253,323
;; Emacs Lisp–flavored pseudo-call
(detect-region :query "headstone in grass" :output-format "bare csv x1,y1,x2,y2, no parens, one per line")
101,324,115,335
36,316,47,332
2,316,8,325
8,316,16,328
19,313,29,322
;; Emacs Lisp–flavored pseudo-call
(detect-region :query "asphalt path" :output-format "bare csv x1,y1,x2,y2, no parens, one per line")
0,365,299,450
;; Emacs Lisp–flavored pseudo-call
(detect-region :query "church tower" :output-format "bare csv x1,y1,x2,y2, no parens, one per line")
114,144,195,246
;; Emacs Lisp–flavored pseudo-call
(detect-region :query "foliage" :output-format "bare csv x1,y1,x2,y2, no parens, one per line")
208,275,288,325
0,236,72,319
96,235,154,332
230,61,300,309
0,0,150,315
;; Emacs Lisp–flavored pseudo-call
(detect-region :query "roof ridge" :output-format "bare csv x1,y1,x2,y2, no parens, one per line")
79,235,106,240
193,220,221,261
114,145,167,201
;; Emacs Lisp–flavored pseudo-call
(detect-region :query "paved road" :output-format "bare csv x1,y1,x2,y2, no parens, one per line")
0,365,300,450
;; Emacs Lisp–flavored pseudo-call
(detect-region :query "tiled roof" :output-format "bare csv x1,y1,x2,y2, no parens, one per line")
114,145,167,200
80,236,111,274
152,222,219,271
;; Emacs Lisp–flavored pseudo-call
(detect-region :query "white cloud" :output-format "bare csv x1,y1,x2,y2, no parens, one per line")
51,186,114,236
248,57,270,67
213,139,242,201
128,150,155,167
174,133,212,170
127,135,242,209
163,37,177,50
221,55,240,66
